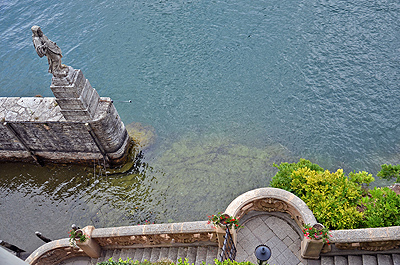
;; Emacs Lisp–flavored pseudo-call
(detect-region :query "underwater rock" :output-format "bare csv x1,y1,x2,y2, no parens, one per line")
151,133,293,222
126,122,156,149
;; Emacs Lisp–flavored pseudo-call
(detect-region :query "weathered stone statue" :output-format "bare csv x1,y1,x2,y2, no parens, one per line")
31,25,68,77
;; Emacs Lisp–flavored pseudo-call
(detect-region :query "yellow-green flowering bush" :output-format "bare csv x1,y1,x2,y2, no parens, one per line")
270,159,400,230
290,167,363,230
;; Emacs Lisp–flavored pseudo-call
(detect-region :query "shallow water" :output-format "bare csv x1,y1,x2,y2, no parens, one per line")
0,0,399,253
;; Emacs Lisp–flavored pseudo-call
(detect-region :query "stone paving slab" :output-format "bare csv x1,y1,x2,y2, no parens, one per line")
236,212,307,265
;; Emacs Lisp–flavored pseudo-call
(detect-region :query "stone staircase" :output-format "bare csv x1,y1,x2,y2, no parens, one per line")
90,246,219,265
309,254,400,265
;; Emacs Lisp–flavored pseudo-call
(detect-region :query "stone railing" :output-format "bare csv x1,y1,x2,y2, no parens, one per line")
26,221,218,265
25,238,86,265
329,226,400,253
91,221,217,249
224,187,317,228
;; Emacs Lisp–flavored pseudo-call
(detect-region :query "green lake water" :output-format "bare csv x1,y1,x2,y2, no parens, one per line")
0,0,399,253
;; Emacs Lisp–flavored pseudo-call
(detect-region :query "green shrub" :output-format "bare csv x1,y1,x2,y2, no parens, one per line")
270,159,324,192
97,258,257,265
361,187,400,228
377,164,400,183
290,167,363,230
270,159,400,230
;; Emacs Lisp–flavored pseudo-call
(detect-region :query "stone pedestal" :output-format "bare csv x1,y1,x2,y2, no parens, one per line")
301,237,324,259
76,226,101,258
50,66,100,121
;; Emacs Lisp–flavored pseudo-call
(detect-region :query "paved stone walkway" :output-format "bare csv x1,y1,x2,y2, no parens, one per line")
235,211,309,265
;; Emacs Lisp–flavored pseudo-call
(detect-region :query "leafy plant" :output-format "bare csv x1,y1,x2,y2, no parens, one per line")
69,229,89,246
207,212,243,230
361,187,400,228
290,167,364,230
302,224,332,244
348,171,375,195
97,258,257,265
270,159,324,192
377,164,400,183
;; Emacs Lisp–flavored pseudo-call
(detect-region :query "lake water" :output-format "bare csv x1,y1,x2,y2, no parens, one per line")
1,0,399,254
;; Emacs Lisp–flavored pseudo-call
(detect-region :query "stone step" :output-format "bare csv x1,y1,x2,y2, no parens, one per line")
321,256,334,265
393,254,400,265
168,247,179,263
133,248,144,262
150,247,161,262
195,247,208,265
159,247,170,261
334,256,347,265
104,249,115,263
88,246,219,264
362,254,377,265
377,254,393,265
186,246,198,264
177,247,188,263
142,248,152,261
119,248,130,261
112,249,121,261
205,246,218,265
318,254,398,265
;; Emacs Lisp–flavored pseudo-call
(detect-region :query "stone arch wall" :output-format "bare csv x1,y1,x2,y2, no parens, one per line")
224,187,317,229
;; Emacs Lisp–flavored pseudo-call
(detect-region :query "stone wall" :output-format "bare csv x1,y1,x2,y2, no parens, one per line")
0,96,130,166
0,65,131,166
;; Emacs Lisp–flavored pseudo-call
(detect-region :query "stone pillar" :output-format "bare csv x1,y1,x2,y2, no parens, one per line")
76,226,102,258
301,237,324,259
50,66,100,121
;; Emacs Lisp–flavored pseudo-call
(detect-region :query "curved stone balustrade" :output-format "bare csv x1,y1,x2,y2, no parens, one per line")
224,187,317,228
25,238,86,265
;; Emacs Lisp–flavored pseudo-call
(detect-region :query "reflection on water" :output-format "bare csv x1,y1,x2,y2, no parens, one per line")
0,132,294,253
1,0,400,256
0,150,166,253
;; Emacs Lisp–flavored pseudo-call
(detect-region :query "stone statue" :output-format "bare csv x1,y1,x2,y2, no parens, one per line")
31,25,68,77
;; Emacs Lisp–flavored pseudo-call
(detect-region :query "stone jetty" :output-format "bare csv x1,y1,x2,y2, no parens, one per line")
0,26,130,166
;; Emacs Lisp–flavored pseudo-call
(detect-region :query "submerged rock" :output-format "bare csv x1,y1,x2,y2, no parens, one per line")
126,122,156,149
151,133,293,222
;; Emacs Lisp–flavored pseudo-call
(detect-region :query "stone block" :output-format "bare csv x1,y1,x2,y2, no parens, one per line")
362,255,377,265
321,256,334,265
377,254,393,265
61,109,93,121
393,254,400,265
301,238,324,259
50,69,85,98
347,255,362,265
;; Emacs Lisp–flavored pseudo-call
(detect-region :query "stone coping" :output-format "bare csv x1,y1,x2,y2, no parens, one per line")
0,96,112,123
91,221,215,238
25,238,82,264
330,226,400,243
224,187,317,227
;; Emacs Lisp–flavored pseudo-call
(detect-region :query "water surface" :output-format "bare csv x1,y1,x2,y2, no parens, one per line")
0,0,399,253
